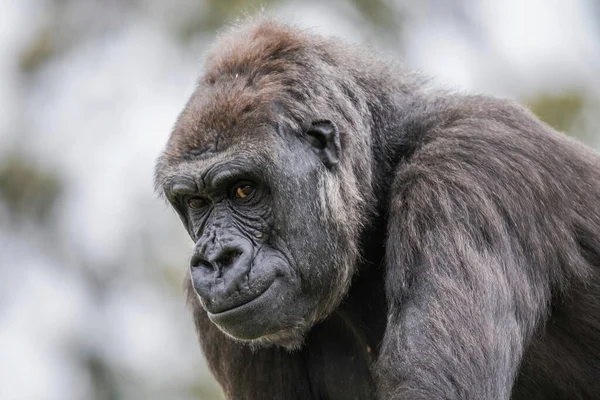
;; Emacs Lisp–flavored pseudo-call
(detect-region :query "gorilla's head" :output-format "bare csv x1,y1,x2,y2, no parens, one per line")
155,22,374,348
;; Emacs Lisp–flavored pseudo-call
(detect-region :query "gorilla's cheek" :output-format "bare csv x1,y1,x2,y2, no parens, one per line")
206,247,306,341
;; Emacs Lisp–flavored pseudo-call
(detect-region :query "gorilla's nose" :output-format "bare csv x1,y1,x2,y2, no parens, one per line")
191,247,243,272
190,240,255,312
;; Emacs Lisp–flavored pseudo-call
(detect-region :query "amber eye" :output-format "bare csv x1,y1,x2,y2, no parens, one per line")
235,185,254,199
187,197,207,209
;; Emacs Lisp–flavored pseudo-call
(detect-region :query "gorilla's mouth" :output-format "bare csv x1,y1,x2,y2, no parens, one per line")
206,278,275,315
206,278,289,341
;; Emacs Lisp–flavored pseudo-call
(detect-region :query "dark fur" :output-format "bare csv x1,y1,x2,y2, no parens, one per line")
155,17,600,399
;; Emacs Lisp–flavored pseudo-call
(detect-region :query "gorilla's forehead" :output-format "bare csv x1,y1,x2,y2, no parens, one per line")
157,144,277,197
165,86,274,159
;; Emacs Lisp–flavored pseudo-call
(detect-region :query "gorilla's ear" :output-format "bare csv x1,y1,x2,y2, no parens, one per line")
306,119,341,169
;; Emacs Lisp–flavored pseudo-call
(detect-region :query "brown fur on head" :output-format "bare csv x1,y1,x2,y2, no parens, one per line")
162,20,310,164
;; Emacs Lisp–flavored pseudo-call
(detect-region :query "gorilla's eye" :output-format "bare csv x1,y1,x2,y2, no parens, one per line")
235,184,254,199
187,197,207,209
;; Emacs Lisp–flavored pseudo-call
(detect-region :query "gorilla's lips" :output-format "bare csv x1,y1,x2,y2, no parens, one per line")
200,276,275,314
205,278,288,341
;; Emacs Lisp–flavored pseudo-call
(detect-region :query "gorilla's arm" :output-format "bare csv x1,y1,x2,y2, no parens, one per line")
377,105,575,399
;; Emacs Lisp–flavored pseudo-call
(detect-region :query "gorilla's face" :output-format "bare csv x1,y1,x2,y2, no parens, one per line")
159,120,352,348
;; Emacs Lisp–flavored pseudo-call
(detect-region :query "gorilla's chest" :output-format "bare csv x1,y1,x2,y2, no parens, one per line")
300,314,378,400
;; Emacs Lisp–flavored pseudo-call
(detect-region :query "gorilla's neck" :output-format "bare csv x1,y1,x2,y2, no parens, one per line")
342,207,389,352
298,210,388,398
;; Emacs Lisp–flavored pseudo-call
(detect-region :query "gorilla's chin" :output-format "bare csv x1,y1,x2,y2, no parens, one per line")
206,279,309,349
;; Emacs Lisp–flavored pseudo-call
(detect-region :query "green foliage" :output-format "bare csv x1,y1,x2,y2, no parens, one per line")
0,155,62,224
19,26,58,73
177,0,281,41
188,382,226,400
526,91,585,135
347,0,398,32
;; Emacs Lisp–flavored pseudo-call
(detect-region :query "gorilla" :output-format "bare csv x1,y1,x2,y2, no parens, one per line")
154,18,600,399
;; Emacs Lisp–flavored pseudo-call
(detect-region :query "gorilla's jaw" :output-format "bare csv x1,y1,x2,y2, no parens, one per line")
204,276,312,349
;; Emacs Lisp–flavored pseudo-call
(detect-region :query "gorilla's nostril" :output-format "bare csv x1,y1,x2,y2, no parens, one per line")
216,250,242,268
191,248,244,273
191,257,214,271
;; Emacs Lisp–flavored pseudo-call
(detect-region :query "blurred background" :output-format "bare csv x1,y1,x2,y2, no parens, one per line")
0,0,599,399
